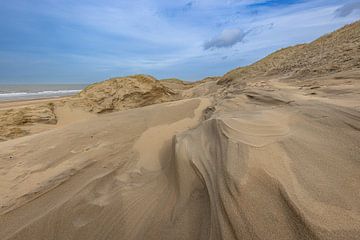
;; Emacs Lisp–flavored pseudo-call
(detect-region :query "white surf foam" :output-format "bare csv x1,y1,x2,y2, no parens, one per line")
0,89,81,100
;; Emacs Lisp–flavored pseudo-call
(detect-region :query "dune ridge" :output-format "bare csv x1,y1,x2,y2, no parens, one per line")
220,21,360,84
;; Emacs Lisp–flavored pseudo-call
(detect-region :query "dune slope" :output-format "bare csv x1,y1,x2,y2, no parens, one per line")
73,74,177,113
221,21,360,83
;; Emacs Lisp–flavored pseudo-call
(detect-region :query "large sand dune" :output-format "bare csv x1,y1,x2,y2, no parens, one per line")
1,21,360,240
1,75,360,240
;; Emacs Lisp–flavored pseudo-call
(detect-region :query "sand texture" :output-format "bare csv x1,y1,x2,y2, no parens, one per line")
72,74,177,113
0,21,360,240
0,103,57,141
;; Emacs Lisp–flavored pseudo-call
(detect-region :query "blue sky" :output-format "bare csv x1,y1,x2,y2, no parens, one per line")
0,0,359,83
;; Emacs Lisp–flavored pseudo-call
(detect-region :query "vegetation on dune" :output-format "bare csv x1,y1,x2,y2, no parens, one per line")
220,21,360,84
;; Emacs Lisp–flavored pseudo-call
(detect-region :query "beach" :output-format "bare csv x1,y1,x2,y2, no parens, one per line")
0,84,86,101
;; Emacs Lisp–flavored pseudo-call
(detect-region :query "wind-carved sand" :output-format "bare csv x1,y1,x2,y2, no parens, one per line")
0,21,360,240
134,98,211,171
219,111,290,147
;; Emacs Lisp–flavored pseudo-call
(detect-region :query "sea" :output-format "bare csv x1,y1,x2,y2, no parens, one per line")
0,84,87,101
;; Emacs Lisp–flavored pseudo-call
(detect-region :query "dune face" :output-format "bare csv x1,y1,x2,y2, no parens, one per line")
181,95,360,240
1,21,360,240
0,103,57,141
74,75,177,113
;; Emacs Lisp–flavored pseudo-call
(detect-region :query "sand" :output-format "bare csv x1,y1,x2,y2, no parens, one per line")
0,73,359,239
0,97,96,141
0,97,70,110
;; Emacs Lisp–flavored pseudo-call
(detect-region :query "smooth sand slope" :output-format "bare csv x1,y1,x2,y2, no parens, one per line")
0,21,360,240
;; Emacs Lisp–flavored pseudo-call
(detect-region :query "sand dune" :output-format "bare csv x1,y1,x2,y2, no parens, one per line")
1,76,359,239
1,21,360,240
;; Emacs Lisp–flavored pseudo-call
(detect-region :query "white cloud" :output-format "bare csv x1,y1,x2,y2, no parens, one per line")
204,29,249,50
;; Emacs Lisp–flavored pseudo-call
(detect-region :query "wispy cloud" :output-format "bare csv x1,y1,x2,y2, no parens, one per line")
334,2,360,17
183,1,194,12
0,0,359,83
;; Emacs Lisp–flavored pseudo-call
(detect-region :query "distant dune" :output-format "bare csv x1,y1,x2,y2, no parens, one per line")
221,21,360,84
0,20,360,240
73,74,177,113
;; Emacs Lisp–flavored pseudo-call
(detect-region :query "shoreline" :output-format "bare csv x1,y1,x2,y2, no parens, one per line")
0,95,75,110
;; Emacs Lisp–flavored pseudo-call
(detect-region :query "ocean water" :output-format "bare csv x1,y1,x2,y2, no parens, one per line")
0,84,87,101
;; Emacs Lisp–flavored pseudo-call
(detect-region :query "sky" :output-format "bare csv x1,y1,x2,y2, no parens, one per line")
0,0,359,84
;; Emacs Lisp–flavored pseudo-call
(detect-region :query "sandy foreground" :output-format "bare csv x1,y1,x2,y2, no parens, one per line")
0,74,359,240
0,97,71,110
